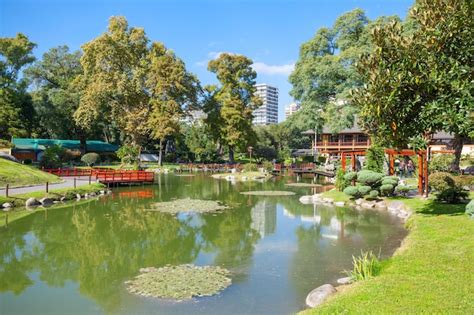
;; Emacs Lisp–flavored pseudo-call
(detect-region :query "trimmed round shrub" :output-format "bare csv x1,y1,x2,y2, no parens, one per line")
358,185,372,196
368,190,379,199
382,179,398,186
23,158,32,165
380,184,395,196
81,152,100,166
383,176,399,182
357,170,384,186
466,200,474,217
344,186,361,198
343,171,358,182
395,185,410,196
429,172,456,191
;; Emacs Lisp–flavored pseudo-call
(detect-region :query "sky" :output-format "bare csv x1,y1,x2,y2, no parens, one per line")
1,0,414,122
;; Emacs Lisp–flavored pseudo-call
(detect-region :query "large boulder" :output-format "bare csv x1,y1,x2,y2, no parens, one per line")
39,198,54,206
2,202,12,209
305,284,337,308
25,198,40,207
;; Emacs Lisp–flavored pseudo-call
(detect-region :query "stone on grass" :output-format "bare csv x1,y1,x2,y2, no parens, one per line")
76,194,81,200
334,201,345,207
336,277,352,285
323,198,334,204
361,202,375,209
39,198,54,206
25,198,40,207
2,203,12,209
126,264,232,300
306,284,337,308
355,198,364,205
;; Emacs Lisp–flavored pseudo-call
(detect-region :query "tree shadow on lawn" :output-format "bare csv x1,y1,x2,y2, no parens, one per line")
417,199,468,216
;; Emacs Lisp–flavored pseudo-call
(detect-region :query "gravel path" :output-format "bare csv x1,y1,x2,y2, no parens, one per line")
0,176,94,196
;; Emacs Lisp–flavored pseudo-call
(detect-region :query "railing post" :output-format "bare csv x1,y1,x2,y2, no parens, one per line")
74,178,77,189
89,175,91,185
46,182,49,193
6,184,9,197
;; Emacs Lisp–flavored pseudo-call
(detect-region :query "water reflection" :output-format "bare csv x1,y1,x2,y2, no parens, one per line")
0,174,406,315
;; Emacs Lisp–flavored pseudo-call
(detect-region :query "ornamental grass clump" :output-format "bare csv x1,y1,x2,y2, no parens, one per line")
346,251,381,281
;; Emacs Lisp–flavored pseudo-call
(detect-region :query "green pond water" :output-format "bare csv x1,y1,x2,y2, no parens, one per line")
0,174,407,315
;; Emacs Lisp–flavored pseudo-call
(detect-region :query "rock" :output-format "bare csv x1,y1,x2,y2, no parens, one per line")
355,198,364,205
84,193,89,199
39,198,54,206
76,194,81,200
99,190,105,195
305,284,337,308
106,190,113,194
25,198,40,207
375,201,387,209
60,197,66,202
230,168,237,174
299,195,313,204
336,277,352,285
241,176,248,181
323,198,334,204
313,194,322,201
89,192,97,197
387,201,404,212
2,202,12,209
334,201,345,207
361,202,375,209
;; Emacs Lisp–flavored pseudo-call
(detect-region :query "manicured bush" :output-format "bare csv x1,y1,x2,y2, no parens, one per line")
23,159,32,165
364,145,385,173
81,152,100,166
357,170,384,186
40,145,65,168
466,199,474,217
243,163,257,172
358,185,372,196
380,184,395,196
383,176,399,182
343,186,361,199
335,168,349,191
382,178,398,186
395,185,410,196
429,172,468,203
117,144,140,165
429,154,454,173
368,190,379,199
344,171,358,182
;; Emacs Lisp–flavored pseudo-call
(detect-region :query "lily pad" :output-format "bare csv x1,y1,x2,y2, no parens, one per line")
125,264,232,300
240,191,296,196
148,198,229,214
285,183,323,187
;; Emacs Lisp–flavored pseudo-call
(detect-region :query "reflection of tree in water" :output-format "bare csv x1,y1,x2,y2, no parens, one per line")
0,201,201,313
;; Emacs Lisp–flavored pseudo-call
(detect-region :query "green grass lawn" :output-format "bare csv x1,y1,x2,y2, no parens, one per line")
303,194,473,314
0,158,61,188
320,189,352,203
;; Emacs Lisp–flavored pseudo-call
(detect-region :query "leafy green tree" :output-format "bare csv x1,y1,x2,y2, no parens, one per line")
74,16,150,147
289,9,400,134
146,42,200,165
0,33,37,139
364,145,385,173
183,123,217,162
353,0,473,171
207,53,262,162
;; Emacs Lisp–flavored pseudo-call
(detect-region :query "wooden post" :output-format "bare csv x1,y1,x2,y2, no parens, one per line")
389,154,394,175
46,182,49,193
418,153,423,195
74,178,77,189
424,151,429,197
351,153,356,171
89,175,91,185
5,184,9,197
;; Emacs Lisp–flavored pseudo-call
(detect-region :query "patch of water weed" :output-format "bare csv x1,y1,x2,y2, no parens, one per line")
147,198,230,214
125,264,232,300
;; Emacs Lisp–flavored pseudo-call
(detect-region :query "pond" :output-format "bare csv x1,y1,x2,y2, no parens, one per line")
0,174,407,315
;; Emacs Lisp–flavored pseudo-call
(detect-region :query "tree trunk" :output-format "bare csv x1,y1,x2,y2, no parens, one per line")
450,134,464,172
158,139,163,166
79,132,87,154
228,146,234,164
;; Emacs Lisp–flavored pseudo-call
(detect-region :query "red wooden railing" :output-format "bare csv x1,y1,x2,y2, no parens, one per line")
42,168,154,184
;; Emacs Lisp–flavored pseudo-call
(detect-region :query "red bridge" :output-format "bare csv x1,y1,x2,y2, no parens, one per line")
43,168,155,185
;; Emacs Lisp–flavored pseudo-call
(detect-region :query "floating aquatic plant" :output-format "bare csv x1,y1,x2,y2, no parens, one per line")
240,191,296,196
148,198,229,214
285,183,323,187
125,264,232,300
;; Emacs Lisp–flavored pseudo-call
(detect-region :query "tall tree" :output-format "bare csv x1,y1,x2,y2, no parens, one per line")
0,33,36,140
289,9,400,134
207,53,262,162
353,0,473,170
25,46,98,148
74,16,150,147
146,42,200,165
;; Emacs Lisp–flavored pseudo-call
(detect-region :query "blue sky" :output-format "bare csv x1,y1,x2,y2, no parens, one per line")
1,0,413,122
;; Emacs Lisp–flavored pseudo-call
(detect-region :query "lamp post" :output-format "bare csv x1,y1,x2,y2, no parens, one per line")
248,146,253,164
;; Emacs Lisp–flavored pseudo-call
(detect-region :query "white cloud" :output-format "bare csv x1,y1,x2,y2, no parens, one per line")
195,51,238,67
252,62,295,76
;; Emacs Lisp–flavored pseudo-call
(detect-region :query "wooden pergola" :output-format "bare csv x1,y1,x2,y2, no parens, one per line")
385,149,428,196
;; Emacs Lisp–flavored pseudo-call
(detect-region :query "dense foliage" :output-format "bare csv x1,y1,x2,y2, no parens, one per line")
81,152,100,166
428,172,468,203
343,170,400,198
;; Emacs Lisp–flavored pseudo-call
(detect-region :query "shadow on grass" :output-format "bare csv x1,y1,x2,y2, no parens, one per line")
417,200,467,215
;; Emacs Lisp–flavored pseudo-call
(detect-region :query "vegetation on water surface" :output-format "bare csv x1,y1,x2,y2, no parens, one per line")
148,198,230,214
211,171,272,182
240,191,295,196
285,183,322,188
0,158,61,188
303,193,474,314
125,264,232,300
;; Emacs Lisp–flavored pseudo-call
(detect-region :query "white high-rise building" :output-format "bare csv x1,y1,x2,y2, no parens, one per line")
253,84,278,125
285,102,300,119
